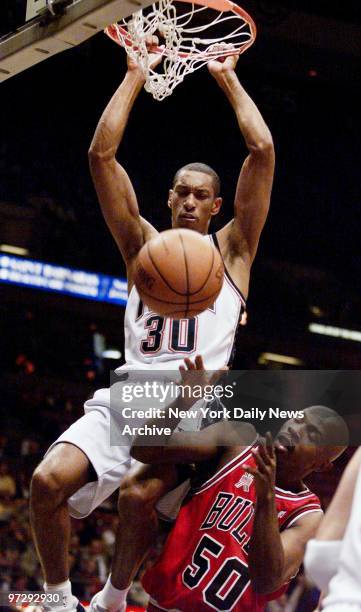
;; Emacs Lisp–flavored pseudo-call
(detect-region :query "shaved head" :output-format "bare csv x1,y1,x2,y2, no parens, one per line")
173,163,221,198
305,405,349,463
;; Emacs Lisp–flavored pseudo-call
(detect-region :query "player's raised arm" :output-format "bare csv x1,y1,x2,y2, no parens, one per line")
88,38,159,277
209,49,275,274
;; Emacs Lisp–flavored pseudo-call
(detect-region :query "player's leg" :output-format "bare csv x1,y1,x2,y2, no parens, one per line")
30,395,130,611
30,442,92,610
91,462,179,612
113,462,179,585
30,442,92,583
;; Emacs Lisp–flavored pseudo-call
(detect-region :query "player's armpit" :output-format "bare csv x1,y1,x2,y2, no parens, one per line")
280,511,323,585
215,145,274,294
126,216,159,289
139,216,159,242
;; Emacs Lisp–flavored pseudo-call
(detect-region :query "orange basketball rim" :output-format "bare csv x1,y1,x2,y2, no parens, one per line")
105,0,256,100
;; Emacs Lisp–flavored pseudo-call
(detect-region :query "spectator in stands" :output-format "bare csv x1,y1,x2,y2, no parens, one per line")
0,462,16,500
88,539,107,585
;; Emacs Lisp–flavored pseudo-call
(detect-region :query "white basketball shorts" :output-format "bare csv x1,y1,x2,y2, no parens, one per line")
45,386,201,519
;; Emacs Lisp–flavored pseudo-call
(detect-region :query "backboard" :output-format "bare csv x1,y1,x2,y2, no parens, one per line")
0,0,153,82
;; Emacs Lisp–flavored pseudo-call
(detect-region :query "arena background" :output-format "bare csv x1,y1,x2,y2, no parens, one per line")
0,0,360,609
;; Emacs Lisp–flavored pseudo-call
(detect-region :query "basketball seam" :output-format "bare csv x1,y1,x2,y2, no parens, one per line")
179,232,190,317
146,241,180,294
146,236,218,298
137,286,222,306
140,245,169,300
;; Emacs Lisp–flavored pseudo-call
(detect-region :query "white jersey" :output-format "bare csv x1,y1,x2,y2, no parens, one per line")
323,466,361,610
118,234,246,372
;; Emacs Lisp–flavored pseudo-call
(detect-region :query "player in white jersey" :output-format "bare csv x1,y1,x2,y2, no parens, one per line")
123,234,246,371
323,461,361,611
304,448,361,609
30,38,274,612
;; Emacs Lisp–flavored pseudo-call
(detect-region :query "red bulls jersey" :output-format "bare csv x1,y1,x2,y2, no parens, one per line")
143,441,322,611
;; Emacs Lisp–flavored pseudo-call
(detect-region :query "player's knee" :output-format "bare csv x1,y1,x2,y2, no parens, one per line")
118,478,154,518
31,463,68,509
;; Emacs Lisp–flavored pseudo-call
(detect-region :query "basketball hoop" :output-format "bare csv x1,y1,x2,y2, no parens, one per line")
105,0,256,101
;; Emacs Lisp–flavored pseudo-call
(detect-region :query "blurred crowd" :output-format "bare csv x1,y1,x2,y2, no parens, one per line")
1,305,117,385
0,405,152,608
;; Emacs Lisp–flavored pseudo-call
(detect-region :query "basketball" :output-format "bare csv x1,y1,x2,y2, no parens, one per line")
134,229,224,318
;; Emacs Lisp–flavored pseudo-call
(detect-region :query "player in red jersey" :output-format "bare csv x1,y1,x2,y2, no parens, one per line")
132,358,348,612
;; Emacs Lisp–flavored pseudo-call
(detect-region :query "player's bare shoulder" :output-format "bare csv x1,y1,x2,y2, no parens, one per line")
214,222,251,298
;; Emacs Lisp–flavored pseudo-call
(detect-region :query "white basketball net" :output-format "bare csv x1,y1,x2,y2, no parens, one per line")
105,0,256,101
